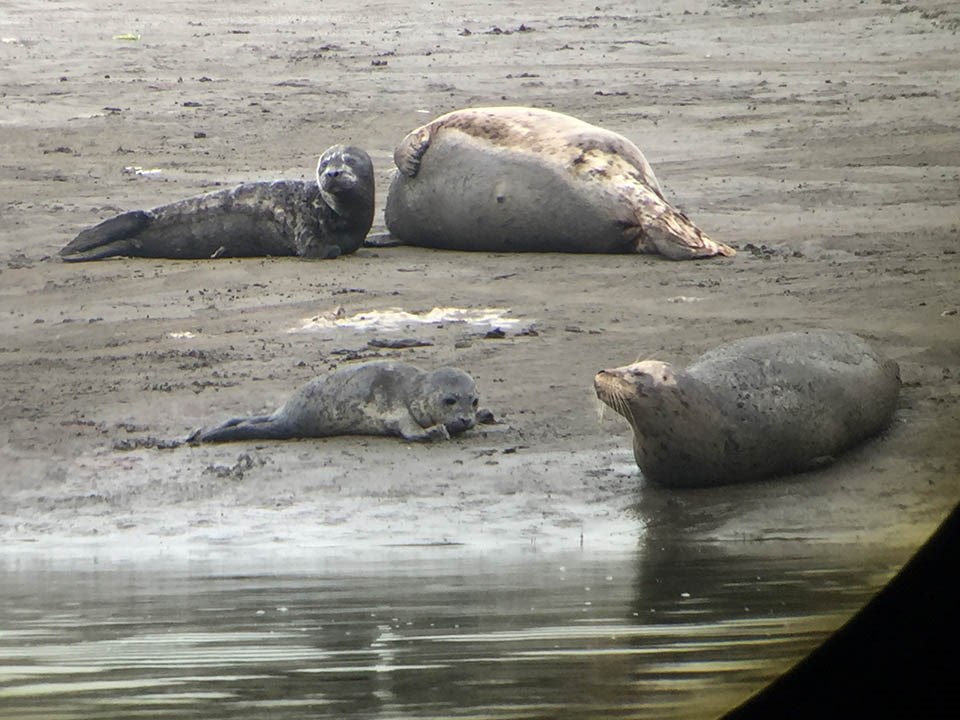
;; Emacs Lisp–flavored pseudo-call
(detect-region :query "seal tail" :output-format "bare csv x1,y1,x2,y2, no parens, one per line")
59,210,152,262
635,201,736,260
192,415,294,443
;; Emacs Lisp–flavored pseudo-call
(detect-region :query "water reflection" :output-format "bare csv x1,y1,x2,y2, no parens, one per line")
0,542,898,719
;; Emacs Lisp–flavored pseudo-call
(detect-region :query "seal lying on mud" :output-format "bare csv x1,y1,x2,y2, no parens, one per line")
384,106,734,260
190,361,480,443
59,145,375,261
594,330,900,487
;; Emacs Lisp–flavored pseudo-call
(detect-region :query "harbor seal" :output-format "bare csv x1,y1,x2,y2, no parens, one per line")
190,361,480,443
594,330,900,487
59,144,375,261
384,106,734,259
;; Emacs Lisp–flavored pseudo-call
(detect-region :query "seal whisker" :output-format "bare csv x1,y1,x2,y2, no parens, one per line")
595,398,608,423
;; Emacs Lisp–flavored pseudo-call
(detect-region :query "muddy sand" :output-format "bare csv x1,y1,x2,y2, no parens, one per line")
1,0,958,562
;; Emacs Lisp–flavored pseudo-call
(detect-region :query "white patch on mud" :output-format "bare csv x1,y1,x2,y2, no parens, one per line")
122,166,163,177
291,306,527,333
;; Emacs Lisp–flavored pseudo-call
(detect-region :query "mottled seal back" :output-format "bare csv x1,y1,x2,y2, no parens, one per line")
192,361,480,443
595,330,900,487
385,106,734,259
60,145,375,261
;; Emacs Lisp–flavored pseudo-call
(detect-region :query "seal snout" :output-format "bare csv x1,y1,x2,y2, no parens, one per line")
445,415,476,435
595,360,678,421
319,164,358,192
594,368,633,419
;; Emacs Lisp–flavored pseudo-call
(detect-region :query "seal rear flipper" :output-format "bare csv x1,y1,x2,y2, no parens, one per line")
195,415,294,443
363,232,404,248
59,210,151,261
636,203,736,260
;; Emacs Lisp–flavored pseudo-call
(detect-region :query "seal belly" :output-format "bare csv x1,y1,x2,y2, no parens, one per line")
386,130,633,253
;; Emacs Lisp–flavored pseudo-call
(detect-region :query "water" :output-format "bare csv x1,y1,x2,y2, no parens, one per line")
0,542,898,720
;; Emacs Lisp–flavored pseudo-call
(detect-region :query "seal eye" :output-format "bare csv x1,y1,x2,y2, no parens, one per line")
443,396,457,406
472,398,479,407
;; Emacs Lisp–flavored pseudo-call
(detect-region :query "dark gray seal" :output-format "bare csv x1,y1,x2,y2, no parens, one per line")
190,361,480,443
59,145,375,261
594,330,900,487
384,106,734,259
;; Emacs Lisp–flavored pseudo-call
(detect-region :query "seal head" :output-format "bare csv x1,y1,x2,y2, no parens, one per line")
316,144,376,243
595,360,725,485
411,367,479,437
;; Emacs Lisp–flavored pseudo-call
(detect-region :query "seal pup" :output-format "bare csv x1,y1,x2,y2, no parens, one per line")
59,145,375,261
384,106,734,259
594,330,900,487
190,361,480,443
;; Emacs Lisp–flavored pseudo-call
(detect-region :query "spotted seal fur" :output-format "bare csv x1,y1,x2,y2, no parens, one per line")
59,145,375,261
594,330,900,487
190,361,480,443
384,106,733,259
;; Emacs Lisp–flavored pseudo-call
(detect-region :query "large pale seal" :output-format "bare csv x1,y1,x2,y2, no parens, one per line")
384,106,734,260
594,330,900,487
59,145,375,261
190,361,480,443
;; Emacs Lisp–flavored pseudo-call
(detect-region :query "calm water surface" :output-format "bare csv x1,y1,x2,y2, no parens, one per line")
0,543,898,719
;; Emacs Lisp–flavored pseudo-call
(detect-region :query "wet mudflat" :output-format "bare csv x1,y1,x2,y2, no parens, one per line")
0,542,900,720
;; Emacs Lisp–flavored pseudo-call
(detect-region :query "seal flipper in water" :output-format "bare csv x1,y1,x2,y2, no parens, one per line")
59,210,152,262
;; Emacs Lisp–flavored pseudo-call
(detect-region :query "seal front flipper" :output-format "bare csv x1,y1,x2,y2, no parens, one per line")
59,210,151,262
393,127,433,178
386,414,451,442
399,422,452,442
292,214,342,259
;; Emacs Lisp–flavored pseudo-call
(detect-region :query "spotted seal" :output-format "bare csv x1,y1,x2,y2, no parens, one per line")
190,361,480,443
384,106,734,259
59,145,375,261
594,330,900,487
